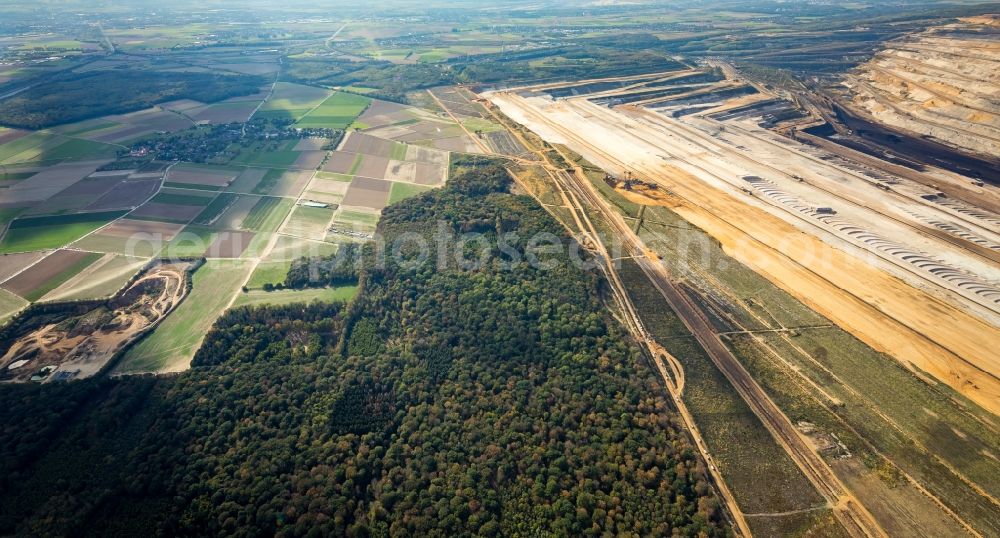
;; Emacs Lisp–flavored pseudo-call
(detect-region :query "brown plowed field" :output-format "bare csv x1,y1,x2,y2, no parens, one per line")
341,177,391,209
0,251,48,284
129,202,202,222
322,151,357,174
1,249,95,298
87,179,160,210
204,230,256,258
97,219,184,240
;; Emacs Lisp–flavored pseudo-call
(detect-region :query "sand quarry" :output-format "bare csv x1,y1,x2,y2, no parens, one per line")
843,15,1000,159
0,262,189,382
487,83,1000,415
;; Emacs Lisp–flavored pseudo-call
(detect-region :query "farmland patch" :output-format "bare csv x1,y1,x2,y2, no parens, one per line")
0,289,28,323
192,193,238,226
86,178,160,210
128,201,203,223
225,168,268,193
204,230,256,258
246,260,293,289
72,219,183,257
295,91,371,129
266,235,338,261
162,225,219,258
321,151,358,174
0,250,102,302
42,254,149,302
254,82,332,122
240,196,292,232
283,205,335,240
167,163,241,187
341,176,391,210
0,211,127,253
0,251,49,283
388,182,432,204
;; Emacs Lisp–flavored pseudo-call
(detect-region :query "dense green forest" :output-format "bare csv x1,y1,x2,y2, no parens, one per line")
0,165,726,536
284,43,686,102
0,70,265,129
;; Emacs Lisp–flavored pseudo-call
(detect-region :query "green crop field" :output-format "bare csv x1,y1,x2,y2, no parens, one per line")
0,211,126,253
283,205,335,239
295,91,371,129
117,260,252,374
230,141,301,168
254,82,332,121
246,260,292,289
333,209,379,230
41,137,118,161
0,207,25,227
233,284,358,308
0,132,53,162
241,196,290,231
152,192,213,206
250,168,285,194
192,193,237,225
388,182,432,204
388,141,408,161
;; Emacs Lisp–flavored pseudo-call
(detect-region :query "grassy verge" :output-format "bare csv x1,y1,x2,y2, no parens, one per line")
232,285,358,308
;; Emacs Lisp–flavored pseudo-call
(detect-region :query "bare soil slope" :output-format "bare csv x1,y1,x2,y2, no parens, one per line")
843,16,1000,158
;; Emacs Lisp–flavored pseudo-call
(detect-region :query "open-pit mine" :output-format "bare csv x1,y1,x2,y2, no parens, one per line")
482,52,1000,536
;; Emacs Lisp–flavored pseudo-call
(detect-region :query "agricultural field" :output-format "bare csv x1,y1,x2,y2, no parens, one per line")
254,168,313,196
0,249,102,302
0,211,126,253
295,91,371,129
240,196,292,232
330,209,379,233
41,254,149,302
388,181,432,204
266,234,338,261
229,140,303,168
253,82,332,122
245,260,293,289
0,250,48,283
72,219,184,257
282,204,335,241
115,260,252,374
232,284,358,308
162,225,219,258
165,163,241,189
0,289,28,323
224,168,268,193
